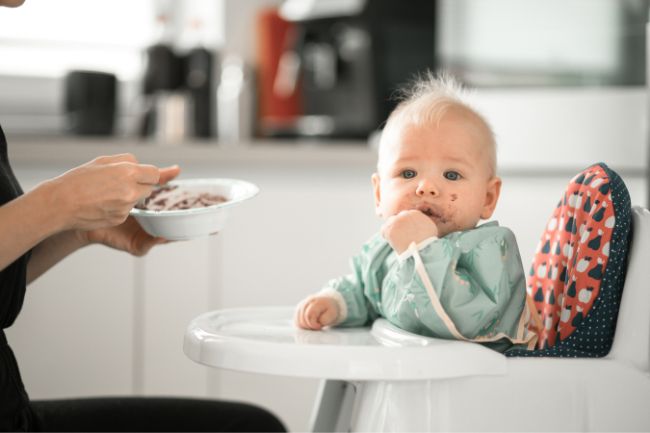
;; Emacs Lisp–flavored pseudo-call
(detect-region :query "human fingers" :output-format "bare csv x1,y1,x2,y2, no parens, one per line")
131,234,168,257
131,163,161,185
84,216,170,256
92,153,138,165
406,209,439,236
298,300,319,329
304,300,327,330
90,154,158,185
395,209,425,222
132,182,156,203
295,300,313,329
307,298,336,330
318,304,338,327
158,165,181,185
300,298,320,329
63,164,152,227
391,209,433,232
380,214,397,239
381,213,417,254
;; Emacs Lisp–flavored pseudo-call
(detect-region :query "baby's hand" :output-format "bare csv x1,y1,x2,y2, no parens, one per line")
381,209,439,254
295,296,339,330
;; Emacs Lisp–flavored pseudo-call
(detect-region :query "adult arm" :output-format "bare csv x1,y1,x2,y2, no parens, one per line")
0,154,176,283
0,182,72,278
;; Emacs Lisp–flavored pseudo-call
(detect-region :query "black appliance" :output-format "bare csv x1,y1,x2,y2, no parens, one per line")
184,47,215,138
278,0,436,138
139,43,215,138
64,70,117,135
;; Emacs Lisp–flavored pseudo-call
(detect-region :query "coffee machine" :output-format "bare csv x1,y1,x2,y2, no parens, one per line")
270,0,436,139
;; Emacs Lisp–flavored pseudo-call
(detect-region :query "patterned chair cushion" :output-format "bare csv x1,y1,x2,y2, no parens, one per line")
507,163,632,358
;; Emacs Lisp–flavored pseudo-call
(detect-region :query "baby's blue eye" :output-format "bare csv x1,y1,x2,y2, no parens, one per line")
444,171,461,181
401,169,417,179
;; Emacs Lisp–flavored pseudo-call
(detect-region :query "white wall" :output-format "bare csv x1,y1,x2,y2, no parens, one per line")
221,0,283,61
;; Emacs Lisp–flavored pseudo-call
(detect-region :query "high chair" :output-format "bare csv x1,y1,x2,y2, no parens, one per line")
184,163,650,432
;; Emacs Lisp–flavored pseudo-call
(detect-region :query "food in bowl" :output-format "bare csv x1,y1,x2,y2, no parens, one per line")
130,178,259,241
135,184,228,211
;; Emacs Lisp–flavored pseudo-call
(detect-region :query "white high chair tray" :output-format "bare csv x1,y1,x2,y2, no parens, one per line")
184,306,506,380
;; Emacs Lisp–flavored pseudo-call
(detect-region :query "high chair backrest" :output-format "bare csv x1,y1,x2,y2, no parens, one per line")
608,206,650,369
507,163,632,358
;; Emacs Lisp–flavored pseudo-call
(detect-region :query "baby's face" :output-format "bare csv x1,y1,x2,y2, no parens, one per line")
372,110,501,237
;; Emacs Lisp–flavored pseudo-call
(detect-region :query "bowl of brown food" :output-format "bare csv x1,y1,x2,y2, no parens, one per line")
130,178,259,240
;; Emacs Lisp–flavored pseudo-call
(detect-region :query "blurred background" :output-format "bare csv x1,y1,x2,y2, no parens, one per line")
1,0,647,138
1,0,649,431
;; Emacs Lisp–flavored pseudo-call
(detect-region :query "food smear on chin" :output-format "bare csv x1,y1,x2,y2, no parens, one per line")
417,205,450,224
136,185,228,211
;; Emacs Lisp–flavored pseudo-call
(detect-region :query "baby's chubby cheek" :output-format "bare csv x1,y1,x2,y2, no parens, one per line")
386,200,413,217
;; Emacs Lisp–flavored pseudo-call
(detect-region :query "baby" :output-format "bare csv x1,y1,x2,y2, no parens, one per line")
295,72,536,352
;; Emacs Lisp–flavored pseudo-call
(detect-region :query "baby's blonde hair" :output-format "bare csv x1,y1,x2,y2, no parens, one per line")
380,71,497,177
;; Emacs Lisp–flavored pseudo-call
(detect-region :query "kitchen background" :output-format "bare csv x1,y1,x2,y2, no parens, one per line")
1,0,649,431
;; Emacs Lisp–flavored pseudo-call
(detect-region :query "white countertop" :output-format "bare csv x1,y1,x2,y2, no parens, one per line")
7,135,648,178
8,136,376,168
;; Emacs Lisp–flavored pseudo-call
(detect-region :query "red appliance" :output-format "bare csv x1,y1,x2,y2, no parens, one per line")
255,7,303,137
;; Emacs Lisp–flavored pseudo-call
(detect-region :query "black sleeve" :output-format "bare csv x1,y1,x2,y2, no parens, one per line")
0,124,31,329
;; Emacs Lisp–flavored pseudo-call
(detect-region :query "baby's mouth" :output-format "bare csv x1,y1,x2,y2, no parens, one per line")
415,203,445,221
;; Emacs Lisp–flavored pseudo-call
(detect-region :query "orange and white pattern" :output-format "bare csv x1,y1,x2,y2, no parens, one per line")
528,165,616,349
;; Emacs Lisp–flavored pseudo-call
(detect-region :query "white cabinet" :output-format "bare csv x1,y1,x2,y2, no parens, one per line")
6,244,135,398
138,236,214,396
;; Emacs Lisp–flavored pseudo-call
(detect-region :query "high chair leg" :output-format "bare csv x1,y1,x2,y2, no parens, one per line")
309,380,357,432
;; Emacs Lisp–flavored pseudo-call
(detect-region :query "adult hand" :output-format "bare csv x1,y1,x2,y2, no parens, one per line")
42,154,167,232
81,215,167,256
78,164,181,256
295,296,339,330
381,209,439,254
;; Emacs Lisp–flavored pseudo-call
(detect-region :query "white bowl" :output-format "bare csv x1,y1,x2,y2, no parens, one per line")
130,178,259,240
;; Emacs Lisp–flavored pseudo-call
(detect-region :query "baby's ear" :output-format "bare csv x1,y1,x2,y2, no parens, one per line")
480,176,502,219
371,173,382,217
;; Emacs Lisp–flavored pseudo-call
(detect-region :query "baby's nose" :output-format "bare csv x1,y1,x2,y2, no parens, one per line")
416,180,439,196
